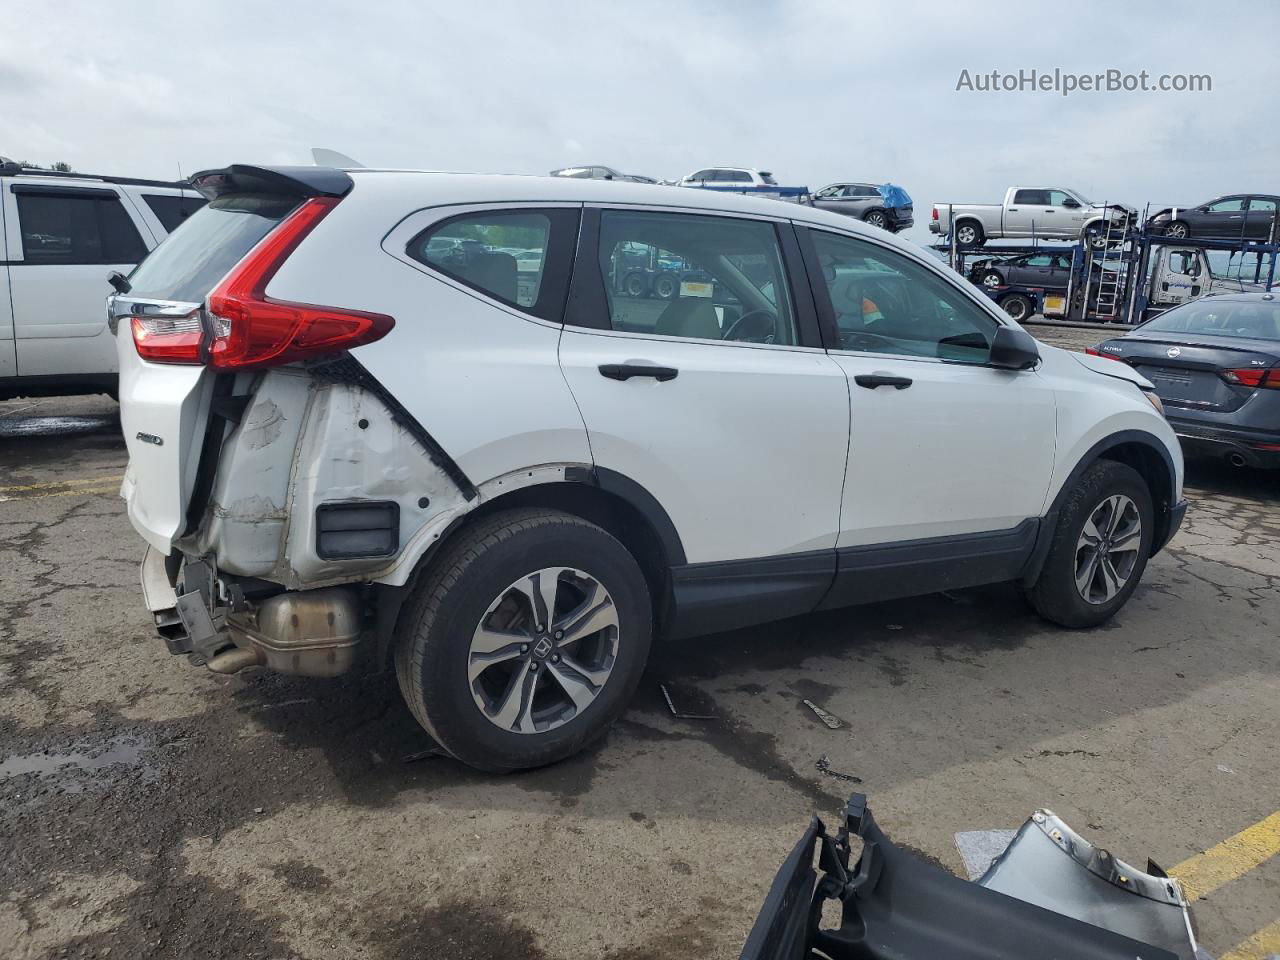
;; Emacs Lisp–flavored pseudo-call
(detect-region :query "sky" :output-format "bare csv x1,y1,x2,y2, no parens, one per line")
2,0,1276,246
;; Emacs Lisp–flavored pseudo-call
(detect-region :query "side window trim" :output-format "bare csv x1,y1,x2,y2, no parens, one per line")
404,206,581,324
563,206,824,349
795,223,1009,361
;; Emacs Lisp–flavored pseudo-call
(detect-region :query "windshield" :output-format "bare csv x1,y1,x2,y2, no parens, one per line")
126,194,297,302
1141,299,1280,341
760,172,778,185
1066,188,1090,204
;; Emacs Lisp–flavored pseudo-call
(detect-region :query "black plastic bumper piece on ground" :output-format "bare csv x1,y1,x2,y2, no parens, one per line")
738,794,1179,960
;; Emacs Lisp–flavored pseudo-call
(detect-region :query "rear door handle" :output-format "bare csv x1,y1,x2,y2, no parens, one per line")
854,372,912,390
598,363,678,382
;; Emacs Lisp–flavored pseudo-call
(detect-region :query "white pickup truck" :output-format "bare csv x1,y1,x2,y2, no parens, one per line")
930,186,1136,249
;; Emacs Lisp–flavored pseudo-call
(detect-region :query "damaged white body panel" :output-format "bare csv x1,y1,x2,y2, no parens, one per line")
181,369,581,590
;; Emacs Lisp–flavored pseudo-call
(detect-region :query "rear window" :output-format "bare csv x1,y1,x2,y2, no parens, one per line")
125,195,297,302
1140,300,1280,341
142,193,209,233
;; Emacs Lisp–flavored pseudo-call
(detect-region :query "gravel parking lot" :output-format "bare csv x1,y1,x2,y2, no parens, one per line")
2,330,1277,959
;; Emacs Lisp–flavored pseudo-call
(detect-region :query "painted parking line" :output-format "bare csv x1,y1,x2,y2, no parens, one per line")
1171,810,1280,901
0,475,122,494
0,481,121,502
1220,918,1280,960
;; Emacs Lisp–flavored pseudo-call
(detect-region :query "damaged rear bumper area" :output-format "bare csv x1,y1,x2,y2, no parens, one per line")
143,548,364,677
740,793,1200,960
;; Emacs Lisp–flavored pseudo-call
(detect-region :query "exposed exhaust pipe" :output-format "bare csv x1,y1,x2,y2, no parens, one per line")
206,646,265,674
1227,452,1248,468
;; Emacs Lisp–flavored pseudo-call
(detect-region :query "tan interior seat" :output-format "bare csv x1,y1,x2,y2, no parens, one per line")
653,296,721,340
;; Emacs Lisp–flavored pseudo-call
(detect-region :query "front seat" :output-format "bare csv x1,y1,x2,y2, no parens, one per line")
654,296,721,340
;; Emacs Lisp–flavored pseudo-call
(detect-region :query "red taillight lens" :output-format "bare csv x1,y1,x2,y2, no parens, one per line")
205,197,394,369
931,207,939,221
131,312,203,364
1220,367,1280,389
1085,346,1123,361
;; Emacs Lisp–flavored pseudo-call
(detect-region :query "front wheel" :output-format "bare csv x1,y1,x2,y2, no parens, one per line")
1025,461,1154,628
394,509,652,772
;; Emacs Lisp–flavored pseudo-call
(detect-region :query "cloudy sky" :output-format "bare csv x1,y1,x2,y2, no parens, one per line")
2,0,1275,244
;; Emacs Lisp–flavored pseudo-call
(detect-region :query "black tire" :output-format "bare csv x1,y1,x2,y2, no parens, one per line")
1000,293,1034,321
1165,220,1190,240
1026,461,1154,629
954,220,985,248
653,273,679,300
862,208,889,231
393,508,652,772
622,272,648,298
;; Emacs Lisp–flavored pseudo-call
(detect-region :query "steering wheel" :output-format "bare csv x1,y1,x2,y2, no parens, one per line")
723,309,778,344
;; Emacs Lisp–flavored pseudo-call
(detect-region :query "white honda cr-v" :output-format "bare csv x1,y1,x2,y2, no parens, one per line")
111,164,1185,771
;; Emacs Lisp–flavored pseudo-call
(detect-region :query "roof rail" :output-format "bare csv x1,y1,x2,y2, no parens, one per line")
0,161,188,190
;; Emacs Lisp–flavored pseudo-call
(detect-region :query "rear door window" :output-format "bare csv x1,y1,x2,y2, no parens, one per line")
15,189,147,264
595,209,798,345
125,194,297,302
142,194,209,233
407,208,579,322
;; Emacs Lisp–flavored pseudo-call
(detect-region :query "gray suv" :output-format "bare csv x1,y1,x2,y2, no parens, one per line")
811,183,913,233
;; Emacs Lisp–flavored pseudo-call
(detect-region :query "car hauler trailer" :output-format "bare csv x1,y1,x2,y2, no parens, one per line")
935,206,1279,324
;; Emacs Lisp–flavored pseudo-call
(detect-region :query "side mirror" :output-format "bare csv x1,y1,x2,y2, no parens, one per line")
988,325,1040,370
1063,199,1081,209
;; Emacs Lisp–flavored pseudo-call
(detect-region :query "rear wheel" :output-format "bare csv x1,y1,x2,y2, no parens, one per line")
622,272,648,298
1026,461,1153,628
1165,220,1190,239
653,273,680,299
955,220,985,247
862,209,889,230
1000,293,1034,321
394,509,652,772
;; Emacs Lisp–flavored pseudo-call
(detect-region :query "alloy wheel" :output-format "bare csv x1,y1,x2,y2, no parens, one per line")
468,567,619,734
1074,494,1142,604
866,212,887,229
957,225,977,244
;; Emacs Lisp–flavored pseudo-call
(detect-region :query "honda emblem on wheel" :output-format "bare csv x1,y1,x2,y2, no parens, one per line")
1166,346,1181,358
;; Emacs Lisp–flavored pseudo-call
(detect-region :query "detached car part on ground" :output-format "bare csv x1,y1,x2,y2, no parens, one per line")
740,794,1200,960
113,164,1184,772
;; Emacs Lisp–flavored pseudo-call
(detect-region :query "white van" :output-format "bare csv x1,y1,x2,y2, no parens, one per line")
0,160,204,400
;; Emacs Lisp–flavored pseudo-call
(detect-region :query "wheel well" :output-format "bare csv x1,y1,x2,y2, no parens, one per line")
1097,442,1174,551
442,481,673,626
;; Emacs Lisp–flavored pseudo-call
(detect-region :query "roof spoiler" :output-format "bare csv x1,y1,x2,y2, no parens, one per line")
188,164,354,201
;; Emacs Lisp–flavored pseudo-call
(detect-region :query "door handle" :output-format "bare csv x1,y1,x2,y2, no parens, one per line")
1008,207,1019,212
854,372,912,390
598,363,678,382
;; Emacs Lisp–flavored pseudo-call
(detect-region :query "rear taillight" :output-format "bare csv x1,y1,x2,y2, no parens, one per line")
1085,346,1123,361
131,312,203,364
132,196,394,369
1220,367,1280,389
931,207,939,221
